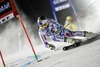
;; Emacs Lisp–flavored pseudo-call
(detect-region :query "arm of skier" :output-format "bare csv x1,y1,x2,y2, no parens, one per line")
38,31,50,48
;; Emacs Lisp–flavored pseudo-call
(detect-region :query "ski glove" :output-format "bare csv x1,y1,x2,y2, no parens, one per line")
45,42,55,49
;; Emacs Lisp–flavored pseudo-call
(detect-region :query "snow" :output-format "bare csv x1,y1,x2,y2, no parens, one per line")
0,38,100,67
1,0,100,67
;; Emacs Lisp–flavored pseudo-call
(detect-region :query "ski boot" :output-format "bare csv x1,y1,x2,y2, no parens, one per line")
63,39,82,51
84,31,96,37
84,31,100,40
48,44,56,50
73,39,82,47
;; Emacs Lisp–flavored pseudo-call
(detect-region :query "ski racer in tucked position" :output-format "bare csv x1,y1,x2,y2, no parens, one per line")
37,16,96,50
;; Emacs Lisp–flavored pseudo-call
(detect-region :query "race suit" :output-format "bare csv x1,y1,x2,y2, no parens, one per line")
38,19,85,47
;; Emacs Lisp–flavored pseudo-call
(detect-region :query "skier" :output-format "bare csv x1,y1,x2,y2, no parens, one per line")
64,16,78,31
37,16,95,50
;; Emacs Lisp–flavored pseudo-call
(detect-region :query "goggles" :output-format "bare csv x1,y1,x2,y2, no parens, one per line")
38,22,48,28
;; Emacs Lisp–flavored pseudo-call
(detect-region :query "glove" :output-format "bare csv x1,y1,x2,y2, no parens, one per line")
48,44,56,50
45,43,55,50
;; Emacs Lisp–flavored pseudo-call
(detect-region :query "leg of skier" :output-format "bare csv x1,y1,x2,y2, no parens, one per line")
72,31,98,39
63,29,96,46
63,28,97,38
63,29,99,50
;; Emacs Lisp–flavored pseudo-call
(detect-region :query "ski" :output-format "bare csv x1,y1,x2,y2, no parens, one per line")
63,34,100,51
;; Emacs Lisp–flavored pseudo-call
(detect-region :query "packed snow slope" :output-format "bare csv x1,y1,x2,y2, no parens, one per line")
32,39,100,67
1,37,100,67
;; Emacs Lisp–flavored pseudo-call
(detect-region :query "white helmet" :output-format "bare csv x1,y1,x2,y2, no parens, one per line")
37,16,48,28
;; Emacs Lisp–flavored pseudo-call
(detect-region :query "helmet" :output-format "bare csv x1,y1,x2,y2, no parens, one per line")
37,16,47,22
37,16,48,28
66,16,72,21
